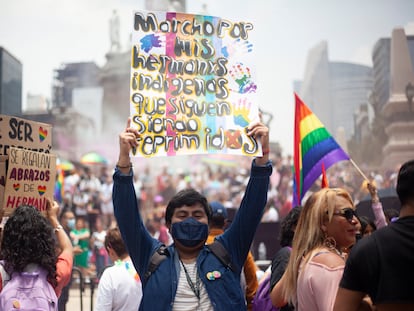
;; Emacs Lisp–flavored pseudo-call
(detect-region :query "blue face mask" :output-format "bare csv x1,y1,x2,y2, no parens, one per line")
171,217,209,248
67,219,76,230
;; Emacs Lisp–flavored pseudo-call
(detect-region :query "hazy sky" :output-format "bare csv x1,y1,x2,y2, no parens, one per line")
1,0,413,155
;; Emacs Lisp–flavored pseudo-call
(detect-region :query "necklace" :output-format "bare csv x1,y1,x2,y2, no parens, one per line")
331,247,345,260
179,259,200,301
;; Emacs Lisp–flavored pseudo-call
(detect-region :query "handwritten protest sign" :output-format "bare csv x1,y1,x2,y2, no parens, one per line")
130,11,261,157
2,147,56,216
0,115,53,215
0,114,52,156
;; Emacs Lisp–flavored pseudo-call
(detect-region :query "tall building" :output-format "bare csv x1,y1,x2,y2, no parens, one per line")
353,103,370,142
381,28,414,169
50,61,103,160
52,62,101,108
297,41,373,146
298,41,332,130
0,47,22,116
330,62,373,139
372,38,391,114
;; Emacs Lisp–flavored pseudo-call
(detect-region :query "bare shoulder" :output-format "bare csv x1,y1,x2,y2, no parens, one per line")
311,251,344,269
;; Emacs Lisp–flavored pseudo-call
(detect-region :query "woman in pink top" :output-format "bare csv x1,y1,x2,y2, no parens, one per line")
271,188,359,311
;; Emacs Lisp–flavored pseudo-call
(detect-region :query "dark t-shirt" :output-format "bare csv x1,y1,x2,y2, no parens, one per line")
271,246,294,311
270,246,291,290
340,216,414,304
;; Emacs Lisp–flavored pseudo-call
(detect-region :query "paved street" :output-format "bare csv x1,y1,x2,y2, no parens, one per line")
66,284,97,311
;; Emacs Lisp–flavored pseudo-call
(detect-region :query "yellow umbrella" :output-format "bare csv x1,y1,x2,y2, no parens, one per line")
80,152,108,165
56,159,75,171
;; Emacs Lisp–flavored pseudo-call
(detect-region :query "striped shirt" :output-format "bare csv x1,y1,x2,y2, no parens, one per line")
173,261,213,311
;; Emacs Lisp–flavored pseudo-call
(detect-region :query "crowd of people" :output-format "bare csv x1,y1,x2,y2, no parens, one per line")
49,128,405,310
57,144,401,238
0,116,412,311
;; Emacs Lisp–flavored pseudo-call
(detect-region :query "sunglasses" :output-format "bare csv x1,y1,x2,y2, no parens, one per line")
332,208,358,221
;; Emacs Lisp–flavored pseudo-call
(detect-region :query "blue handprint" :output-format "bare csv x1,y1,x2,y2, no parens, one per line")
221,38,253,58
140,34,163,53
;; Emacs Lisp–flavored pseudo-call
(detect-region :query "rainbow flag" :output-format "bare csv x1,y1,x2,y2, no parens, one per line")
293,93,349,206
54,169,64,203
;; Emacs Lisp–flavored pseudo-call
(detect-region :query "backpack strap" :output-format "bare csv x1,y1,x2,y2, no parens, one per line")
207,240,236,272
144,245,169,281
144,240,236,282
0,261,10,292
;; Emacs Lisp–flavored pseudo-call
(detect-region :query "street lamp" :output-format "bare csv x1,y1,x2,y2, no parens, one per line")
405,82,414,112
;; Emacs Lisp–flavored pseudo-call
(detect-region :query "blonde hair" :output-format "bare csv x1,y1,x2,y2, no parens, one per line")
281,188,353,306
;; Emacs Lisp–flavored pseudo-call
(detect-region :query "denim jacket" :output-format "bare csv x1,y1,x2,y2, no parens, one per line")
113,159,272,311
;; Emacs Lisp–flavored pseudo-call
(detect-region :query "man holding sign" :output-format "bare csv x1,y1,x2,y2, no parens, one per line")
113,118,271,310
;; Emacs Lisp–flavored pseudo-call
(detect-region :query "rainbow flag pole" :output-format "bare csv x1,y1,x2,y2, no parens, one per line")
293,93,350,206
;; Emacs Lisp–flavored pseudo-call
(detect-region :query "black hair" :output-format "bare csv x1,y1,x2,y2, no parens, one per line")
396,159,414,206
165,189,211,224
0,205,58,287
210,214,226,229
59,207,74,223
359,216,376,235
384,208,400,222
279,205,302,247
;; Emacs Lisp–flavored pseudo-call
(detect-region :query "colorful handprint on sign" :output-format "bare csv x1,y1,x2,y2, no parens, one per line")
229,63,257,94
221,38,253,58
232,98,252,128
140,34,164,53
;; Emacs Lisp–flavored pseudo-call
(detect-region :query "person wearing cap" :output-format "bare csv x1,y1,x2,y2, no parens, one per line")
207,201,259,311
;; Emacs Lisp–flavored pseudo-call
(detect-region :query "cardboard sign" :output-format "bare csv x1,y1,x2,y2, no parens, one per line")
130,11,261,157
2,147,56,216
0,114,52,156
